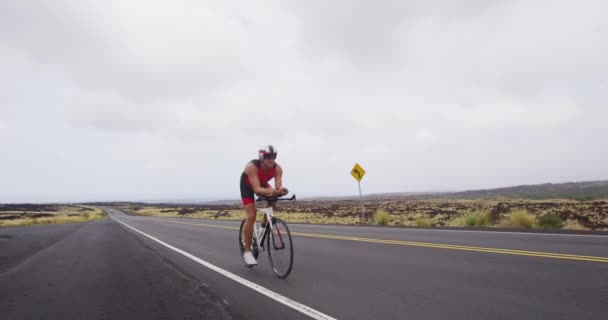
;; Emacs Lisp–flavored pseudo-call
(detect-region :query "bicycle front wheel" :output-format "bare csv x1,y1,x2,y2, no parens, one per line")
266,218,294,279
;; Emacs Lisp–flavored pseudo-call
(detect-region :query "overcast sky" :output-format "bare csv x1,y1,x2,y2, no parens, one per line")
1,0,607,203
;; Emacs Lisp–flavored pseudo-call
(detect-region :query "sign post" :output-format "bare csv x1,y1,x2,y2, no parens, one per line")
350,163,366,222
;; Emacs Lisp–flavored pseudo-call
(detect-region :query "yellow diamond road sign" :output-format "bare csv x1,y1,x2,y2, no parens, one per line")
350,163,366,182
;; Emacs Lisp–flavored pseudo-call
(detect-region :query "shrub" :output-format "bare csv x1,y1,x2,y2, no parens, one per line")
415,217,431,227
374,209,390,225
461,211,491,227
451,211,491,227
464,214,477,227
502,209,536,229
538,213,563,229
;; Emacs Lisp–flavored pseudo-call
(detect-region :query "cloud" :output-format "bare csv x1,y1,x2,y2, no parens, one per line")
5,0,605,136
1,0,607,201
0,1,257,102
284,0,608,107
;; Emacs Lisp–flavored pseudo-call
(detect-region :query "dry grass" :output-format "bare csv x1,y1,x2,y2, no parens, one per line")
500,209,537,229
415,217,431,227
374,209,390,225
561,219,588,230
115,198,608,231
126,205,366,225
0,206,106,228
452,211,491,227
129,207,243,220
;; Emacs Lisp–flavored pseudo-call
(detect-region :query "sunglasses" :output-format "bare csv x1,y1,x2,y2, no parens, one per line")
263,154,277,160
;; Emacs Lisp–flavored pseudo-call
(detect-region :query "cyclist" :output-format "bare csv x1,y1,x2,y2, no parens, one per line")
240,145,288,266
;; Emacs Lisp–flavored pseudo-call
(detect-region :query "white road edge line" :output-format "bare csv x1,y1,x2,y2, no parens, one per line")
109,212,337,320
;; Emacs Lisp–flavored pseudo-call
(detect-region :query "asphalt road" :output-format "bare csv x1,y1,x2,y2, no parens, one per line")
1,207,607,319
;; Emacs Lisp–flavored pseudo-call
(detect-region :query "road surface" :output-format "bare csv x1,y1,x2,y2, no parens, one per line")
1,207,607,319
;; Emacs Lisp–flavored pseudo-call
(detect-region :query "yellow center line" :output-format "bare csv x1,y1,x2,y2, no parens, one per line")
150,218,608,263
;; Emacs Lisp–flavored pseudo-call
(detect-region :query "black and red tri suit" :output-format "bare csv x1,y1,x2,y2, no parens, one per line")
240,159,276,205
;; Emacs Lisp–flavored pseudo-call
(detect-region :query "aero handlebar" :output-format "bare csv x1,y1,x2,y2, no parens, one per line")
256,194,296,202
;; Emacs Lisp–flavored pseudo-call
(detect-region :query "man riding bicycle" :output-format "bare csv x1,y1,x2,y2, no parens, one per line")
240,145,288,266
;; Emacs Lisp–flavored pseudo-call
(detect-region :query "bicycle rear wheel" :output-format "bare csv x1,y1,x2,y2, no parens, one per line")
266,218,293,278
238,219,259,268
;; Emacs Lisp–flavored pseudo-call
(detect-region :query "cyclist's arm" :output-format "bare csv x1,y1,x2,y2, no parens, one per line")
274,165,288,195
274,165,284,189
245,163,278,197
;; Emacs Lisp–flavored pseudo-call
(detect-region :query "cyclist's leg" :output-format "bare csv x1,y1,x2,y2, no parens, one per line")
240,174,257,251
243,202,257,251
260,182,273,226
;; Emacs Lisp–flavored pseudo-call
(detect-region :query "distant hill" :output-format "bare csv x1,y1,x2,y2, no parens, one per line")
80,179,608,205
303,192,445,202
446,180,608,200
360,180,608,201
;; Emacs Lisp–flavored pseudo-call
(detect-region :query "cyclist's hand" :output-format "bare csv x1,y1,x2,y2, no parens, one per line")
279,187,289,196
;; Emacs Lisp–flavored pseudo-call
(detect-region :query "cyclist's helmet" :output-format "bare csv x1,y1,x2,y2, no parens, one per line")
258,145,277,161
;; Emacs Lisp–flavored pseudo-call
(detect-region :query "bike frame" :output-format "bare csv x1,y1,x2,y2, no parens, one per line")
253,205,280,250
240,194,295,278
252,195,295,250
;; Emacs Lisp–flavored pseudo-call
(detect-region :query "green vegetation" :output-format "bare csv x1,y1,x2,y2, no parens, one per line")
570,195,594,202
129,204,143,211
538,213,564,229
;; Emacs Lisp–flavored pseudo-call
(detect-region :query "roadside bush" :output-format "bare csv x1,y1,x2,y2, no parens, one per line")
502,209,536,229
451,211,491,227
538,213,564,229
374,209,390,225
415,217,431,227
464,211,491,227
464,215,476,227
